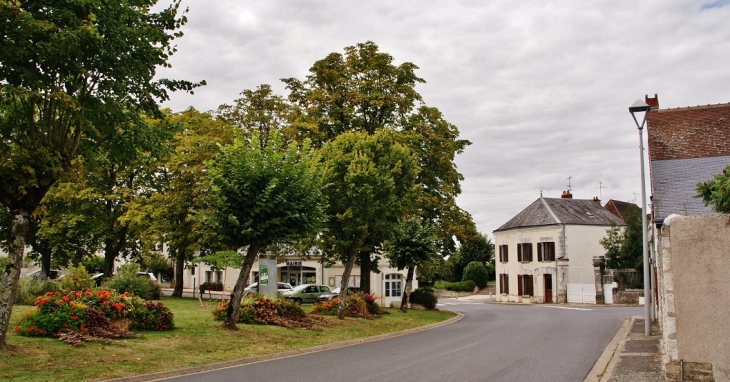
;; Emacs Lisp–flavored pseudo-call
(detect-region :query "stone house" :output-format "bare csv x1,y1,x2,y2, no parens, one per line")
493,191,624,304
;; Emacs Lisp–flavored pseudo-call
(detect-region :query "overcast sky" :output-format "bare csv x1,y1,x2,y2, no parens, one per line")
157,0,730,238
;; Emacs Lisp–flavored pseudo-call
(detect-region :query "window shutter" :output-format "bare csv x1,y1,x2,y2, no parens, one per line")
517,275,523,296
537,243,543,262
517,244,523,262
528,276,534,296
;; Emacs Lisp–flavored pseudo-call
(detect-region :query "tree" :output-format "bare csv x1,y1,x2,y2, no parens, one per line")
696,165,730,213
0,0,200,348
123,109,234,297
462,261,489,289
384,217,439,313
599,205,643,271
318,130,419,319
207,130,325,329
451,231,495,281
217,84,293,148
283,42,471,293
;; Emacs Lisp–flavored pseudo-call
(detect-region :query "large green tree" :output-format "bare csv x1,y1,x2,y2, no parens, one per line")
450,231,495,282
0,0,199,349
123,109,234,297
207,130,325,329
283,41,471,293
384,216,438,313
696,165,730,213
599,205,643,270
318,130,418,319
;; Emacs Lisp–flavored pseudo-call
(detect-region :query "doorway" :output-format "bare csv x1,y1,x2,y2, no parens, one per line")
544,274,553,303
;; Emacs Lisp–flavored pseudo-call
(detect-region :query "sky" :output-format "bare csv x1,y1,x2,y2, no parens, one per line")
156,0,730,238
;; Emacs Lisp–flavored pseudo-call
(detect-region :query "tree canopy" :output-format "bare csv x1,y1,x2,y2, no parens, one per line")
599,205,643,270
696,165,730,213
207,129,325,328
0,0,199,349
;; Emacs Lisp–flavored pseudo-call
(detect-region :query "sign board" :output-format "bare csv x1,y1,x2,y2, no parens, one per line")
258,258,278,296
286,261,302,266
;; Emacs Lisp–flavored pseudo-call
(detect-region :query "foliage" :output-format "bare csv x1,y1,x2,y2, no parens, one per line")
123,109,235,296
14,277,61,305
451,231,494,281
462,261,489,289
13,289,172,345
311,293,385,318
0,0,199,347
213,295,328,329
440,280,477,292
207,128,325,327
600,205,643,271
696,165,730,213
202,281,224,291
409,287,438,310
104,263,158,300
317,130,419,318
193,251,242,270
385,217,439,272
217,84,293,148
417,256,454,285
59,265,95,292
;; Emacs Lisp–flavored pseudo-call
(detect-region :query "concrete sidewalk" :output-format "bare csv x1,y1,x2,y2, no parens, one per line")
585,316,664,382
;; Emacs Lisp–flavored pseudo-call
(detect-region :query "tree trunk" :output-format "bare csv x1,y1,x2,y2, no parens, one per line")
40,244,51,279
337,251,357,320
223,245,259,329
0,209,30,349
103,241,118,277
359,251,370,294
173,247,185,297
399,265,415,313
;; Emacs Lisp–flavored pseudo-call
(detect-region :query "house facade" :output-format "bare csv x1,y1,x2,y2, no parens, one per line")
184,255,414,308
494,192,625,304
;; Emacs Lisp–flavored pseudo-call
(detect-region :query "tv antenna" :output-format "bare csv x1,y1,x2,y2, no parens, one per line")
567,176,572,191
598,182,606,201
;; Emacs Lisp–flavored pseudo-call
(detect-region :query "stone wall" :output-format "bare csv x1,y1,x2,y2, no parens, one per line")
658,214,730,382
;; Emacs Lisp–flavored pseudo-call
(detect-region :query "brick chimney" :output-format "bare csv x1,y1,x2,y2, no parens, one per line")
561,191,573,199
645,94,659,109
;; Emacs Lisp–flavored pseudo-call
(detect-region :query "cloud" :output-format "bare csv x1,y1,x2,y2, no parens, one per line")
157,0,730,238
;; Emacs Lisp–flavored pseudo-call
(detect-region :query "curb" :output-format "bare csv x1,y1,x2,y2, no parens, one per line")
583,316,635,382
104,312,464,382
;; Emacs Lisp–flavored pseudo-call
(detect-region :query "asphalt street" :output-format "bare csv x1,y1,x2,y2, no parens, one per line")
153,299,642,382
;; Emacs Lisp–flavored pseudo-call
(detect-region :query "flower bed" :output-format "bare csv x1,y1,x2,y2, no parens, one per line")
13,289,174,345
213,295,329,329
311,292,386,318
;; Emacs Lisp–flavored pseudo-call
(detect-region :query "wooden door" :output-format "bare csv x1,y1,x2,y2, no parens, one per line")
544,274,553,303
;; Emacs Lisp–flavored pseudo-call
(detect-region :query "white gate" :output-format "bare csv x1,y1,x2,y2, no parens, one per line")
567,283,596,304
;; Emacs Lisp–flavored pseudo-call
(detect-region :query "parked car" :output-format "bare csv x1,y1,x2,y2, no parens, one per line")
316,287,360,302
90,273,108,287
137,272,158,283
244,282,293,295
28,269,64,280
282,284,331,304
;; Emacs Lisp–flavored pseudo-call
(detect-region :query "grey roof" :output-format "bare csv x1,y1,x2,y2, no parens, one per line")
493,198,625,232
650,155,730,223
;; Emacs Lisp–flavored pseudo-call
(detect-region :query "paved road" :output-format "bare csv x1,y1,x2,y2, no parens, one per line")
157,300,641,382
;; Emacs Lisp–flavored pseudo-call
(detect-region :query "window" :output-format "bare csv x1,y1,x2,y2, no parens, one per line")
537,242,556,262
517,275,534,296
499,274,509,294
385,274,402,297
499,245,509,262
205,271,213,283
518,243,532,262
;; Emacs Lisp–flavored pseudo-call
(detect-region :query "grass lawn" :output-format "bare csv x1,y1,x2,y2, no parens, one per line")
1,297,455,381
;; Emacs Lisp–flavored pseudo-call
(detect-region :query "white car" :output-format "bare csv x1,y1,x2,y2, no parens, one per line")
244,282,293,295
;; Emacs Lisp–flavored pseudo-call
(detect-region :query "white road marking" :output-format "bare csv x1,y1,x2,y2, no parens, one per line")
542,306,593,311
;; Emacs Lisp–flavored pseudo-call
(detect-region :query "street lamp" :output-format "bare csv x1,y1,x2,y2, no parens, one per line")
629,99,651,337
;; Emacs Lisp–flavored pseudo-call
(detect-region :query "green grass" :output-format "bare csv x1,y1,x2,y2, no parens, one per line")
0,298,455,381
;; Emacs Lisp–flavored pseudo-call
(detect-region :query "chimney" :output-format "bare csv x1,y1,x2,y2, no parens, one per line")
561,191,573,199
645,94,659,109
593,196,600,202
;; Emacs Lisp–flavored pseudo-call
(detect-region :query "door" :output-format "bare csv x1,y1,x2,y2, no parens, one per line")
544,274,553,303
384,274,402,307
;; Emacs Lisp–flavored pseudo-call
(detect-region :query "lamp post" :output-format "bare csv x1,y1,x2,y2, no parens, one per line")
629,99,651,337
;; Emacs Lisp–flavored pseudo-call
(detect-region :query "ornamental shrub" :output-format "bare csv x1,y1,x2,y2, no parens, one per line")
13,289,173,344
443,280,476,292
462,261,489,288
15,276,61,305
409,287,438,309
311,292,386,318
105,263,156,300
213,295,326,329
60,265,95,291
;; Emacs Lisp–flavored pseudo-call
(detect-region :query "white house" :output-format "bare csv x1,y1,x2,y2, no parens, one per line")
184,254,415,308
493,191,625,304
